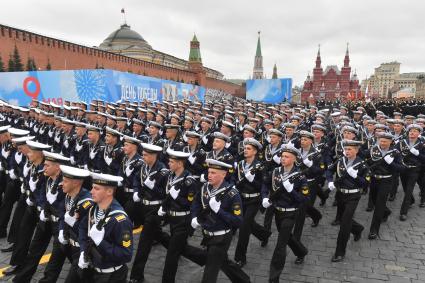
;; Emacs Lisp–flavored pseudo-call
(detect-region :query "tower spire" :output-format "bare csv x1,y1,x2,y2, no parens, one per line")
272,63,278,79
344,42,350,67
252,31,264,79
315,44,321,68
189,33,202,63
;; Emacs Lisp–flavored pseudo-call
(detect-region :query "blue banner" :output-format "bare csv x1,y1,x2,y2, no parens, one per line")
0,69,205,106
246,78,292,103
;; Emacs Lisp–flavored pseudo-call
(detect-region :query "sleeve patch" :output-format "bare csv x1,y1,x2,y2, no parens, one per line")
301,187,309,195
82,201,91,209
187,192,194,202
115,215,126,222
233,204,241,215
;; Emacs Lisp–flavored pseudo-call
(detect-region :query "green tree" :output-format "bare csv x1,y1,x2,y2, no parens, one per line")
46,59,51,70
8,54,14,72
12,45,23,71
0,54,4,72
26,57,37,71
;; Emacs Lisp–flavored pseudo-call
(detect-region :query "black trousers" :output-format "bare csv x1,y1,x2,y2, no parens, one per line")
39,243,73,283
130,204,162,280
10,205,38,266
0,178,20,234
416,168,425,203
263,206,274,232
293,181,322,241
13,221,59,282
369,177,392,234
235,198,270,262
92,264,128,283
123,197,143,227
0,170,6,205
400,168,421,215
8,194,27,244
335,192,363,257
269,209,308,282
162,215,191,283
390,172,400,198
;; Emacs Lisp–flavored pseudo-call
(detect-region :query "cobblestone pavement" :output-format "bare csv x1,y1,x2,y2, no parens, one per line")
1,185,425,283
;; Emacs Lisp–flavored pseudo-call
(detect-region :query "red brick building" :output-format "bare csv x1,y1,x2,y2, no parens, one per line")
301,45,360,102
0,24,243,96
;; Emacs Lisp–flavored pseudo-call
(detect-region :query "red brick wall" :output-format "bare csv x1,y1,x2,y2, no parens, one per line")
0,24,241,95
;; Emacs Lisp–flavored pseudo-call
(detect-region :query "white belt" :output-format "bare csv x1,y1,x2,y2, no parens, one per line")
37,206,42,212
94,265,123,273
203,229,230,236
168,210,190,217
142,199,162,205
275,207,297,212
69,238,80,247
124,187,134,193
241,192,260,198
373,174,392,179
339,188,360,194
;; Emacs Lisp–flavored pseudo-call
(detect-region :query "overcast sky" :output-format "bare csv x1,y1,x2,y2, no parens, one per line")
1,0,425,86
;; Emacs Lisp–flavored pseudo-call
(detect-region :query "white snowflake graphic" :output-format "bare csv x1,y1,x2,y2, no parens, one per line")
74,70,107,103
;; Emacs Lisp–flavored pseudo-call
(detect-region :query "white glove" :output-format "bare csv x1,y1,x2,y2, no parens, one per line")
46,189,58,204
245,171,255,182
1,147,9,158
78,252,89,269
89,149,96,159
144,177,155,190
125,165,134,177
58,230,68,245
225,142,231,149
64,211,77,227
262,198,271,208
288,141,295,147
64,139,69,148
202,136,208,144
200,173,206,183
384,155,394,164
39,210,48,222
26,198,34,206
191,217,200,229
328,181,336,191
29,178,38,192
347,167,358,178
83,164,88,170
9,169,17,180
70,156,76,165
169,186,180,200
157,206,166,216
20,183,25,194
188,155,196,164
133,192,141,202
104,155,112,166
303,158,313,168
89,225,105,246
410,147,420,156
273,154,281,164
209,198,221,213
183,134,188,142
283,180,294,193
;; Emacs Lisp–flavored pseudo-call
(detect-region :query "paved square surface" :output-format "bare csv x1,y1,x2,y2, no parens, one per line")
1,185,425,283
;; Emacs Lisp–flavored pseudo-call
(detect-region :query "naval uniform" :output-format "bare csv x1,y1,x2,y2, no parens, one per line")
81,200,133,283
261,166,309,282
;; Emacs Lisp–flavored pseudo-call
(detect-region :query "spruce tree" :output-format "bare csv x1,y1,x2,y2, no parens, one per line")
0,54,4,72
8,55,14,72
12,46,23,71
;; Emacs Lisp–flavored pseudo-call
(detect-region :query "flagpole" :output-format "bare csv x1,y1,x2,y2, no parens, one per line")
121,8,127,25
